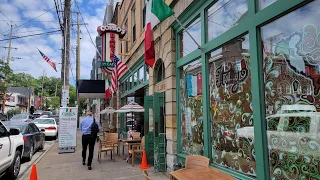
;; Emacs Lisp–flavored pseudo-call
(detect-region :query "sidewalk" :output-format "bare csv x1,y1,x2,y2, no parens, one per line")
23,130,169,180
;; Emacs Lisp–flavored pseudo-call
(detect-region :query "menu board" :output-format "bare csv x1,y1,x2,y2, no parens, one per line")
58,107,78,148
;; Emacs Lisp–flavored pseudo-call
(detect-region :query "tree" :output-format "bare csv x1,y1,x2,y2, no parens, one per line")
48,96,60,109
0,60,12,103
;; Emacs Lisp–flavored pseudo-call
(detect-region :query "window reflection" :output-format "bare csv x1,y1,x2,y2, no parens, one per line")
207,0,248,41
209,35,255,176
261,1,320,179
139,66,144,82
259,0,277,10
179,18,201,58
180,59,204,155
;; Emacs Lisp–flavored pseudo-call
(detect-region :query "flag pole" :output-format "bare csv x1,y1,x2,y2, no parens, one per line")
172,14,203,52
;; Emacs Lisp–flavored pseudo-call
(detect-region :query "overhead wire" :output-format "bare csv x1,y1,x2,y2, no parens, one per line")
0,7,56,34
0,30,61,41
13,24,46,71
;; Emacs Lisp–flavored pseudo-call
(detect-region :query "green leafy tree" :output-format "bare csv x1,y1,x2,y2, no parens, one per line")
0,60,12,102
48,96,60,109
7,108,21,119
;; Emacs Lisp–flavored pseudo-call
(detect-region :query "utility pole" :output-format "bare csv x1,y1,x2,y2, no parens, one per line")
55,82,58,97
1,24,17,112
61,0,71,107
40,70,45,110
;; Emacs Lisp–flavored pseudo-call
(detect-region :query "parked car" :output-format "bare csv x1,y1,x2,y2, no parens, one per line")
0,121,24,180
3,121,45,161
32,111,43,119
10,114,33,122
32,118,58,139
41,111,52,118
0,112,7,121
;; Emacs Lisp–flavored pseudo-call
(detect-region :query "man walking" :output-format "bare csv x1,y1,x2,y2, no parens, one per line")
80,111,101,170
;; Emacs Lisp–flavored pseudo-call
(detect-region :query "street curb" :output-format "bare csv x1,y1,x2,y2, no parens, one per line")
18,140,56,180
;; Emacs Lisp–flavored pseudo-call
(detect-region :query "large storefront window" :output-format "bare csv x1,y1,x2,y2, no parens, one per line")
207,0,248,42
180,59,204,155
209,35,254,176
261,1,320,179
179,17,201,58
259,0,276,10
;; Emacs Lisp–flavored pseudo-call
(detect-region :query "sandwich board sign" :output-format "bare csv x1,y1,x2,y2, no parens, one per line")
58,107,78,153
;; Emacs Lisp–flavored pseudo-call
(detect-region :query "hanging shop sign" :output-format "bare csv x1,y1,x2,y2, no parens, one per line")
97,23,127,74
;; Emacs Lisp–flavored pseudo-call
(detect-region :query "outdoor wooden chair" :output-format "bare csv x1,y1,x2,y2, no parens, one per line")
105,133,119,155
142,170,151,180
97,140,115,163
128,136,144,167
122,132,141,156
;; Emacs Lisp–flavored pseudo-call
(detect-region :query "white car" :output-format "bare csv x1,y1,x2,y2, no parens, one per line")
0,121,24,179
32,118,58,139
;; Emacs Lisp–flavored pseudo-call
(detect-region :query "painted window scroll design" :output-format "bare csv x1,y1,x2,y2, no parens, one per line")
180,59,204,155
209,35,255,176
261,1,320,179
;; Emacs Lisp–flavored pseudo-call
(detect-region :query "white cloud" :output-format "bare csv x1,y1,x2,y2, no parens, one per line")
0,0,106,84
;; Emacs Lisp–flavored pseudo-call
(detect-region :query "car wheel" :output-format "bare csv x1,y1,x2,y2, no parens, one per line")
26,145,34,161
5,150,21,180
39,140,45,150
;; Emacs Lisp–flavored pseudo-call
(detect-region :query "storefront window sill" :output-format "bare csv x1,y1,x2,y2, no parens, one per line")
176,154,255,180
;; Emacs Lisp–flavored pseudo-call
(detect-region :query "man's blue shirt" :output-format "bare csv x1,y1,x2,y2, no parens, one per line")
80,116,101,135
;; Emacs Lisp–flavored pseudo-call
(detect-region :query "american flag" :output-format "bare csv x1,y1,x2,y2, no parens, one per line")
111,54,128,93
38,49,57,72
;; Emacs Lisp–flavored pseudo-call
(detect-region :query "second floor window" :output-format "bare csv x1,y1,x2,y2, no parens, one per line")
142,0,147,29
124,20,129,52
132,4,136,43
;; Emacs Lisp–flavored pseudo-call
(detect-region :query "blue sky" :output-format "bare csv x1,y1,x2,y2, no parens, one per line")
0,0,108,86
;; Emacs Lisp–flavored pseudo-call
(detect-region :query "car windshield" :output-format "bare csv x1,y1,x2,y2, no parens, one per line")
5,125,25,133
33,119,55,124
11,114,28,120
42,111,51,115
34,111,42,114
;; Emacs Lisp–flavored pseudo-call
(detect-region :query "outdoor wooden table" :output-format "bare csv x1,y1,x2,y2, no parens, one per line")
170,168,235,180
118,138,141,160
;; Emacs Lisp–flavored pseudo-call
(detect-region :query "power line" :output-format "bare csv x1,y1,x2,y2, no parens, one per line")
3,28,61,35
0,10,12,22
73,0,101,58
0,30,61,41
0,7,56,34
0,20,60,23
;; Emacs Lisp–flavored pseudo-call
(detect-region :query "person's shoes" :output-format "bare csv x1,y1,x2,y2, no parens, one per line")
82,161,86,165
88,166,92,170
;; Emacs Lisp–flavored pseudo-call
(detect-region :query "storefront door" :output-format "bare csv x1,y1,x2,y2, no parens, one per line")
144,95,154,165
153,92,166,172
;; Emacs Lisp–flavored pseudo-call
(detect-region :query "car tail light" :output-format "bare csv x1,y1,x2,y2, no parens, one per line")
45,126,56,130
23,137,27,142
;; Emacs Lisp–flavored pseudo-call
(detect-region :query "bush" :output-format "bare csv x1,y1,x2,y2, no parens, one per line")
7,108,21,119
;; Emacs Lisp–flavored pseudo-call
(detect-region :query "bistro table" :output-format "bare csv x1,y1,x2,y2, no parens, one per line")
118,138,141,161
170,168,235,180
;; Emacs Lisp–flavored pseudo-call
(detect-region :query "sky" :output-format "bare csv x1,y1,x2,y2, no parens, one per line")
0,0,110,86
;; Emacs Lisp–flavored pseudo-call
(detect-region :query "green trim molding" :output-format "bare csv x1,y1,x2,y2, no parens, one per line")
173,0,315,179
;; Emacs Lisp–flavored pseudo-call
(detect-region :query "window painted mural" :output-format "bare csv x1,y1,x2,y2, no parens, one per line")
180,59,204,155
261,1,320,179
209,35,255,176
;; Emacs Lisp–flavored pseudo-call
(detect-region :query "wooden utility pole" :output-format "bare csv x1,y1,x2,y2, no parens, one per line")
1,24,17,112
40,70,45,110
61,0,71,95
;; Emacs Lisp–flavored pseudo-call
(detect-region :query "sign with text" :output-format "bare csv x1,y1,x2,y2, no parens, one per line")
100,61,114,68
58,107,78,153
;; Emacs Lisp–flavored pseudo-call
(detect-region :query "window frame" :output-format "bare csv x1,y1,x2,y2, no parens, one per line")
131,4,136,43
174,0,313,179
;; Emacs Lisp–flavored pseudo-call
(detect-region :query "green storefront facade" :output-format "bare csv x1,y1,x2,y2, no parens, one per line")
174,0,320,180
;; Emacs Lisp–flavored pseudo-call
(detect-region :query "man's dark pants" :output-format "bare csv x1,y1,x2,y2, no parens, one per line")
82,134,95,166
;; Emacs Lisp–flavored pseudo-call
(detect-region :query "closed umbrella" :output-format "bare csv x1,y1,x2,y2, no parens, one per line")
115,102,144,130
99,107,116,131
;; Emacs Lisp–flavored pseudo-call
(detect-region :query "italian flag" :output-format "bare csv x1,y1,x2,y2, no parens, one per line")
144,0,174,68
105,78,111,100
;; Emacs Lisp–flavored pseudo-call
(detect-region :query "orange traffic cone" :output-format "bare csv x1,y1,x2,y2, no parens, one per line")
139,150,151,169
30,164,38,180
